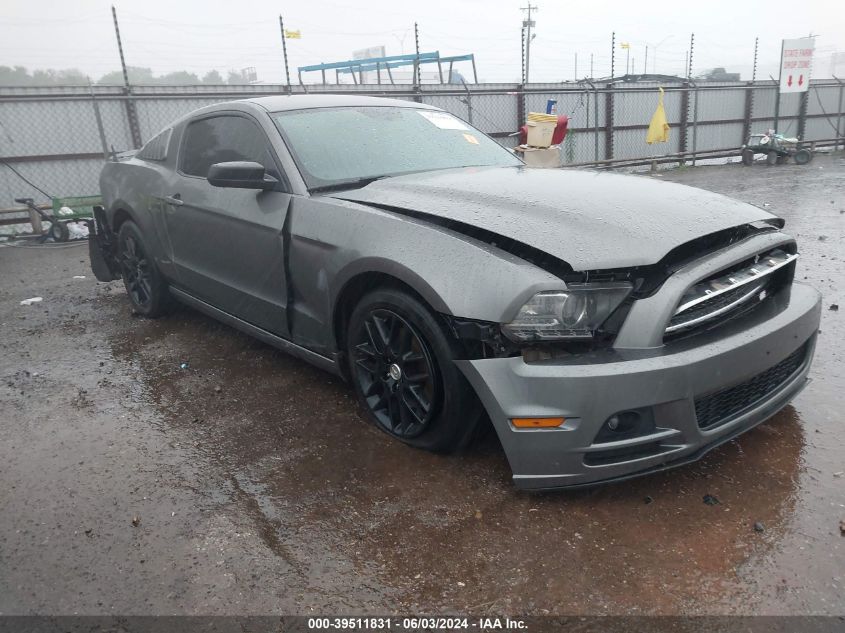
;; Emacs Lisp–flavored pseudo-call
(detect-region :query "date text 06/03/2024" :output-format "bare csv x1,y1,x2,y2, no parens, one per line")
306,617,528,630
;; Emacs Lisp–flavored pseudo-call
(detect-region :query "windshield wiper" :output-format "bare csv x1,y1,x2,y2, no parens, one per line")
309,175,392,194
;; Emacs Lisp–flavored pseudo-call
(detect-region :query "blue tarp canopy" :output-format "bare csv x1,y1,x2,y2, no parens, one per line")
297,51,477,83
298,51,440,73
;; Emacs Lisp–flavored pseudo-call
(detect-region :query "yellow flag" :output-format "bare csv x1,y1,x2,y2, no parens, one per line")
646,87,670,144
620,42,630,49
285,29,301,39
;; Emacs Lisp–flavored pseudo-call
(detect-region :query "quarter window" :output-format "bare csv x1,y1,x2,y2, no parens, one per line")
180,115,280,180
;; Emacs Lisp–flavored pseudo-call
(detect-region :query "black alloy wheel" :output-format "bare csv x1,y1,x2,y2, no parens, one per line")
351,308,438,438
116,221,171,317
346,288,484,452
120,231,153,310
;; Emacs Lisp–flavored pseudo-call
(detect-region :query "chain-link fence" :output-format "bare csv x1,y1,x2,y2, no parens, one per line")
1,80,844,212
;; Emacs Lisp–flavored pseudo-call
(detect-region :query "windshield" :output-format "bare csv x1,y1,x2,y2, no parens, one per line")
271,106,520,190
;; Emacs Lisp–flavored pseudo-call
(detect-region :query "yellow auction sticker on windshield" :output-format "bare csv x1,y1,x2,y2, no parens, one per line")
417,110,469,130
463,133,479,145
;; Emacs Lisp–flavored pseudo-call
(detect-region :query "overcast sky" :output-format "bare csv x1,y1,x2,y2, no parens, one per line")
2,0,843,83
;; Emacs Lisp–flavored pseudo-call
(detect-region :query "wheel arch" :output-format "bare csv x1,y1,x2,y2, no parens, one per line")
107,200,141,235
331,262,451,356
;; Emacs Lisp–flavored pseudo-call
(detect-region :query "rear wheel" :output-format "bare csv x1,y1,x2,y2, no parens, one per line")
766,151,779,166
116,221,171,317
346,288,483,452
741,149,754,166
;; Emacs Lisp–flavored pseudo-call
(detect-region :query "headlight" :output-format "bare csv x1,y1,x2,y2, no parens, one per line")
502,282,632,342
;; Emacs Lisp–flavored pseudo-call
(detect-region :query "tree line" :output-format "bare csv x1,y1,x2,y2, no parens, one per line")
0,66,255,86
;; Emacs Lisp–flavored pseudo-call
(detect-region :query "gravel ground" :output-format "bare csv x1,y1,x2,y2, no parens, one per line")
0,153,843,616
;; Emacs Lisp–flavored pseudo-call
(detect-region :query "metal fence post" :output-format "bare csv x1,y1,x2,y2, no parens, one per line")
690,81,700,166
797,90,809,143
604,83,614,160
742,81,754,145
517,84,526,134
679,82,690,165
89,84,110,160
462,82,474,126
837,78,845,151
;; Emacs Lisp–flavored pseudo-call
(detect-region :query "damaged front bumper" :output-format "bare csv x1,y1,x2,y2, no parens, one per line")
455,282,821,490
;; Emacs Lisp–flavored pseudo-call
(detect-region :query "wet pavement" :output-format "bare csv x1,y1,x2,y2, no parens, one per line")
1,153,843,616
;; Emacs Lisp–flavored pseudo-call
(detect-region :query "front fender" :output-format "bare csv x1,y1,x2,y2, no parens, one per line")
288,197,564,352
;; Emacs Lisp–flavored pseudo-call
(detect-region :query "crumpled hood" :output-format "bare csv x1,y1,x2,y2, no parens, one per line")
333,166,778,270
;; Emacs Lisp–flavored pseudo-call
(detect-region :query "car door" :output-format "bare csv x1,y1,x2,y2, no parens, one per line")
162,112,291,337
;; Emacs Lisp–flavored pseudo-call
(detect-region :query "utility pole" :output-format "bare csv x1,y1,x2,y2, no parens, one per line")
279,15,291,89
611,31,616,79
520,4,538,83
644,46,648,74
413,22,420,85
751,36,759,81
687,32,695,78
110,5,142,149
112,6,130,90
520,25,526,83
590,53,594,78
574,52,578,80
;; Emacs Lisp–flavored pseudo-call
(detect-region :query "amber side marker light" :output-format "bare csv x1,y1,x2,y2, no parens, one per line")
511,417,565,429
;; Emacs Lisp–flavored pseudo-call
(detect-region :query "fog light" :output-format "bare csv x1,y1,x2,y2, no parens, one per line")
593,408,656,444
511,417,565,429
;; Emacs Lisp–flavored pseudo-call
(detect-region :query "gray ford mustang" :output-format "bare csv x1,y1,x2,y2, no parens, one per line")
89,94,821,490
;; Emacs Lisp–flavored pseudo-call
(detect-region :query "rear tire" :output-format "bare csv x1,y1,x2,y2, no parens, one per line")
116,220,171,317
766,151,778,166
50,221,69,242
346,288,483,452
741,149,754,166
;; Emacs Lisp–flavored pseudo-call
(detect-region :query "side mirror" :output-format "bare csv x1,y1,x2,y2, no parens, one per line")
207,161,278,190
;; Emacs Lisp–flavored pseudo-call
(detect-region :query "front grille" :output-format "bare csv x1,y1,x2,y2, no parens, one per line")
694,342,808,430
665,247,797,339
667,279,768,331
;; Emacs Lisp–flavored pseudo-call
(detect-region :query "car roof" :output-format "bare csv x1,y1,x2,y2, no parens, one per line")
242,94,440,113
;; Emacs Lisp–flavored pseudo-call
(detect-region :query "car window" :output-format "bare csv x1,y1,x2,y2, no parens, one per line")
180,115,281,180
136,128,172,162
271,106,520,190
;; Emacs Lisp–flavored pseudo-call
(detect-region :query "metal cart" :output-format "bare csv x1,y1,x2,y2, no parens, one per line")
13,195,101,241
741,133,813,166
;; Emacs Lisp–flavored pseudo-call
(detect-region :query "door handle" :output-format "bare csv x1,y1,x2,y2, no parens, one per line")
163,194,183,207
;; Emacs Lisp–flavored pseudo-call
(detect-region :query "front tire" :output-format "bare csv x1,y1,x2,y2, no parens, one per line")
741,149,754,166
116,220,171,317
794,149,812,165
766,151,779,166
346,288,483,452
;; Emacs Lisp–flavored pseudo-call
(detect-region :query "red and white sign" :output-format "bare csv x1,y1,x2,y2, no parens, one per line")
779,38,814,93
